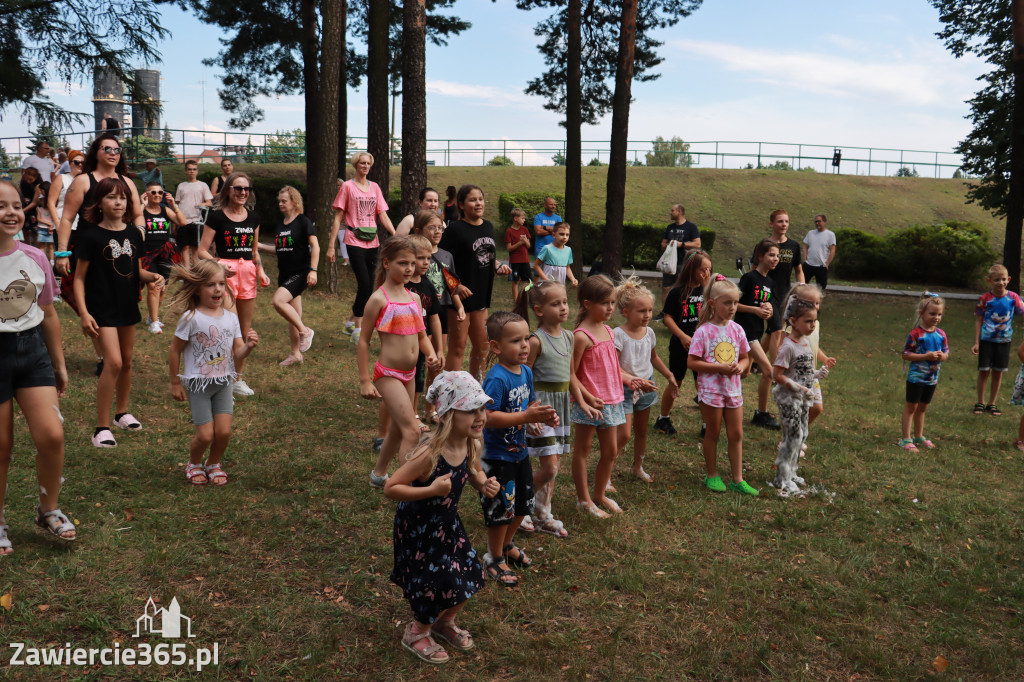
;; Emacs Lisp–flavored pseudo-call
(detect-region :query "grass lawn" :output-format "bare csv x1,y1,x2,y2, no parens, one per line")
1,269,1022,680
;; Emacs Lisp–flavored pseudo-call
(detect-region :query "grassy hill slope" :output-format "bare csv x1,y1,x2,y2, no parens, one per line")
160,164,1003,256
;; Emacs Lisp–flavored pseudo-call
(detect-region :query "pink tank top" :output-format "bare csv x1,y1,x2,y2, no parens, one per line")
574,324,624,405
375,287,426,335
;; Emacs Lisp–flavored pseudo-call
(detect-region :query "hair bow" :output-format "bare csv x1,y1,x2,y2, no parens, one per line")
715,274,727,281
923,291,939,298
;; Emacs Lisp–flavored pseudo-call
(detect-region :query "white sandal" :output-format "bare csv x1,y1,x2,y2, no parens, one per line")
0,524,12,555
35,507,76,541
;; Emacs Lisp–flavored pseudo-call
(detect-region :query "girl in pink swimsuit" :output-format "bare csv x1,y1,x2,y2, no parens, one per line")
358,237,441,488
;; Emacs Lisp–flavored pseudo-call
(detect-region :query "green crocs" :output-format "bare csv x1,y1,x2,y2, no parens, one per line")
704,475,727,492
728,480,759,496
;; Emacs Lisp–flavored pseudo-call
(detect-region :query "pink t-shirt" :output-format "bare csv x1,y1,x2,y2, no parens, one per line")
333,179,389,249
0,242,57,333
688,320,750,398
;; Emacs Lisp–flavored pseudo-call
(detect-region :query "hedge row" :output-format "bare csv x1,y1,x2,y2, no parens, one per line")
833,221,996,286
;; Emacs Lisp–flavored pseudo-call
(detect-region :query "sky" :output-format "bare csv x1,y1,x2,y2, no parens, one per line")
2,1,990,175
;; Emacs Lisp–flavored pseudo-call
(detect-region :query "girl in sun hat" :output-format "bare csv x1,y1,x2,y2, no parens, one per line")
385,371,500,665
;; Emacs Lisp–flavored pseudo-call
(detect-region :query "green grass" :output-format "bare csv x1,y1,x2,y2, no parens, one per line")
150,164,1005,259
1,269,1022,679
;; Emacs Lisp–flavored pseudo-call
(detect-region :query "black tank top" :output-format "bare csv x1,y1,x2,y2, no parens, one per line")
106,118,120,132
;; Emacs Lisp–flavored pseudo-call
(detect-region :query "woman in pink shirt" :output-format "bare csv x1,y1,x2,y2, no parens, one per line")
327,152,397,341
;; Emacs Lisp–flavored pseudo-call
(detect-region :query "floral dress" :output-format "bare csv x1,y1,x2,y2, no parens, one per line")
390,455,484,624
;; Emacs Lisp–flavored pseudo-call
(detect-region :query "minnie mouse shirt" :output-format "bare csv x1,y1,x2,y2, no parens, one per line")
74,224,144,327
173,309,243,391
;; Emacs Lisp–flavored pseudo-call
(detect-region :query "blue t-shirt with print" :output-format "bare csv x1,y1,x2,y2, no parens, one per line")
903,327,949,385
975,291,1024,343
482,363,535,463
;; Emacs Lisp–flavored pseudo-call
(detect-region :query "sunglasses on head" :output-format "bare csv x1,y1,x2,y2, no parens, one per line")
230,186,251,193
101,146,122,155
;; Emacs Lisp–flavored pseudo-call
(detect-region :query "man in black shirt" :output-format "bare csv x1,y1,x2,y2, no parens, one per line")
658,204,701,318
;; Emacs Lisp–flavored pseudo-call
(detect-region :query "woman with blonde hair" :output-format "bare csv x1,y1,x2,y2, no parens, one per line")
326,152,397,343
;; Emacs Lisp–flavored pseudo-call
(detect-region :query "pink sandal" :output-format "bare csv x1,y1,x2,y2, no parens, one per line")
186,463,207,485
401,623,449,664
205,462,228,486
432,620,474,651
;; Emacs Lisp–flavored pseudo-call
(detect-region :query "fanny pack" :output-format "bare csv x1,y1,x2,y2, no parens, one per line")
349,224,378,242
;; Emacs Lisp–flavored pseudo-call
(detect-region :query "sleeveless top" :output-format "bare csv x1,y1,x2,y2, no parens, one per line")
573,324,624,405
531,328,572,388
77,171,131,232
55,174,79,232
375,287,426,335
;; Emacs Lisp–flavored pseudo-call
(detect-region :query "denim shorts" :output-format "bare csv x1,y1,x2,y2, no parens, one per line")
623,383,658,414
186,381,235,425
570,400,626,428
0,327,56,403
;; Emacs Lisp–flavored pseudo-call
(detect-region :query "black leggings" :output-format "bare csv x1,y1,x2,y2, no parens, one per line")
349,244,378,318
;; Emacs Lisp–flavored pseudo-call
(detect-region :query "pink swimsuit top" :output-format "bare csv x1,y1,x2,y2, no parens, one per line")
573,324,624,405
375,287,426,335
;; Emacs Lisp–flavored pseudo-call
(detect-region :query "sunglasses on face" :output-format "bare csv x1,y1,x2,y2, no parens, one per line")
149,190,164,196
230,186,251,194
71,160,83,166
101,146,122,155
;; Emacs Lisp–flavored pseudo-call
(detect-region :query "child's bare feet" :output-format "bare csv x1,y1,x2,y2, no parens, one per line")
577,499,610,519
632,466,653,483
593,496,623,514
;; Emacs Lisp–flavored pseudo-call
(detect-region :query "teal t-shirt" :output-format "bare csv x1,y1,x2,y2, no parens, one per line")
537,244,573,285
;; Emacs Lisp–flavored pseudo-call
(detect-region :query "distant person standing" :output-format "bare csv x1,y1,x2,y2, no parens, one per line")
174,159,214,268
532,197,561,255
209,158,234,196
21,140,54,183
765,209,804,362
802,214,836,290
443,185,458,226
137,159,163,187
659,204,701,309
101,112,120,135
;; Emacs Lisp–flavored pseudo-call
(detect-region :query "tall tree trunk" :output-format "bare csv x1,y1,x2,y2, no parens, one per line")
331,0,348,293
603,0,638,279
319,0,342,292
1008,0,1024,293
565,0,583,278
367,0,390,196
401,0,427,216
338,0,348,174
300,0,321,195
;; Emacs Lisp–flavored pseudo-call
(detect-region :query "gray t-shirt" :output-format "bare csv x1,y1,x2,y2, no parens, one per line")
613,326,656,379
175,181,214,223
803,228,836,267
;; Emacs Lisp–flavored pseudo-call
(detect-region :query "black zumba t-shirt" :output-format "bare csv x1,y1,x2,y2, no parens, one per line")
439,219,497,312
665,284,704,352
74,224,144,327
735,270,779,341
272,214,315,276
204,209,261,260
768,237,802,296
143,206,173,252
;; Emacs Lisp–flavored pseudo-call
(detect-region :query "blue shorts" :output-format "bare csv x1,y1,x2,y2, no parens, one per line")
570,401,626,428
623,385,658,414
0,327,57,403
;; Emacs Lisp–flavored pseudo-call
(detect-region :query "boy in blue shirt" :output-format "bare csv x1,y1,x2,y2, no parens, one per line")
480,311,558,587
972,264,1024,415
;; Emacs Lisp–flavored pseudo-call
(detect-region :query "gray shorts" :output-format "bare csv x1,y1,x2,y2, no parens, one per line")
186,381,235,425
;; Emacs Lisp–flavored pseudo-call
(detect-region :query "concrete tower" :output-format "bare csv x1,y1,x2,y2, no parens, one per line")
92,66,125,132
131,69,161,137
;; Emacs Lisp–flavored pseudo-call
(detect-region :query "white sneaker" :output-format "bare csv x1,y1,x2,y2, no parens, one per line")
299,327,314,352
158,320,165,328
349,328,361,344
233,380,255,396
144,316,151,325
148,321,162,334
343,321,355,334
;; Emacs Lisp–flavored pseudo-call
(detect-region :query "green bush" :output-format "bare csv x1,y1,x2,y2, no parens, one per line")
578,221,715,270
497,192,566,227
834,221,995,286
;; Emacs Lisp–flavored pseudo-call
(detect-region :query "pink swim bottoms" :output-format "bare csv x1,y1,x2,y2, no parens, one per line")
373,361,415,384
697,389,742,409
